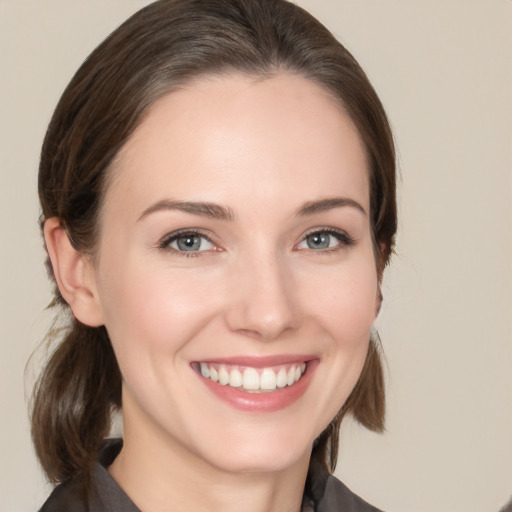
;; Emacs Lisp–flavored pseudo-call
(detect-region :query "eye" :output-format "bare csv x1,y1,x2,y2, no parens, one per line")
161,231,215,253
296,229,354,251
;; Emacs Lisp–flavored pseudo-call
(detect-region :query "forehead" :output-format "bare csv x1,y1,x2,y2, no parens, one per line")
107,72,369,215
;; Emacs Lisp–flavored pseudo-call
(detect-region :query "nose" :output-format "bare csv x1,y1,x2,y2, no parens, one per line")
224,252,301,341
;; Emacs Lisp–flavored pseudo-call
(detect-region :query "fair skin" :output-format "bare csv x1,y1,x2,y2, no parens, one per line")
45,72,380,512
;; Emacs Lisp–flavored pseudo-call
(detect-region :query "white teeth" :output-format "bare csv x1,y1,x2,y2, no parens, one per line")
243,368,260,390
260,368,277,390
218,367,229,385
276,368,288,388
200,363,210,378
198,362,307,391
229,368,243,388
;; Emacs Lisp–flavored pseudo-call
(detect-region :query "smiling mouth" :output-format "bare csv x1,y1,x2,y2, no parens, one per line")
194,362,307,393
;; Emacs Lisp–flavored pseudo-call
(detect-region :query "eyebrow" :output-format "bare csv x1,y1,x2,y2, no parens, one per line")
138,196,366,222
296,197,367,216
138,200,236,222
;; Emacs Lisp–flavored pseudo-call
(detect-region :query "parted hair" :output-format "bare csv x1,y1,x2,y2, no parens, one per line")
33,0,396,485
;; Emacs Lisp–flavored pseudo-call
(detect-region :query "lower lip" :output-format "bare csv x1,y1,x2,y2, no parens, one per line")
197,360,318,413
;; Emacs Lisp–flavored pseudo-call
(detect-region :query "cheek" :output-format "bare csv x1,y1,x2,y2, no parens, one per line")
301,259,378,428
96,258,223,361
305,260,379,339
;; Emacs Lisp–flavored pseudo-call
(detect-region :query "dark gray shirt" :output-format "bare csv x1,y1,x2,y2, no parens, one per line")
39,439,383,512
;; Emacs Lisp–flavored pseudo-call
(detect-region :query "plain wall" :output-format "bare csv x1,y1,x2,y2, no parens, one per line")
1,1,511,511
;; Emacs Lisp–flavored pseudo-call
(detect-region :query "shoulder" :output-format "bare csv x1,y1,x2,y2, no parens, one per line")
317,474,384,512
37,439,139,512
306,459,384,512
38,476,89,512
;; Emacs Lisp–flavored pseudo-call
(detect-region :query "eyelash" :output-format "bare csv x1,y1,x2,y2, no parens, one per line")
157,227,355,257
157,229,217,258
296,228,356,253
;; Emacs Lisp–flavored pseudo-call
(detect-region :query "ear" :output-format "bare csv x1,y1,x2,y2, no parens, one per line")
375,284,383,317
44,217,104,327
376,242,389,278
374,242,388,317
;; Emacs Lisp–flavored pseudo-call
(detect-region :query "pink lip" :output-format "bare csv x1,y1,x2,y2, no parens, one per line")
195,358,318,413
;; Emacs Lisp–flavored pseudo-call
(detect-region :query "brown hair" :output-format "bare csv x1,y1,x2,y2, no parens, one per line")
33,0,396,484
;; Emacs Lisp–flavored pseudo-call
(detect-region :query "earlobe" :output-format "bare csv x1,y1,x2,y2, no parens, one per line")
43,217,104,327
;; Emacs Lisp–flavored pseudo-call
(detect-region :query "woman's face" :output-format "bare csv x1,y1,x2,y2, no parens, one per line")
90,73,380,474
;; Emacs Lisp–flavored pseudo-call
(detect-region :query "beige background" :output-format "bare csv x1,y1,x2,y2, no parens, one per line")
1,1,511,511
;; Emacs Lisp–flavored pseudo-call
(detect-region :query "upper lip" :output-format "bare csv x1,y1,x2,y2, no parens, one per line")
193,354,316,368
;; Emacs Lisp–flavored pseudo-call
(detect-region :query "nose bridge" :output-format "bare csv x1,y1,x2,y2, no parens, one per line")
226,246,300,340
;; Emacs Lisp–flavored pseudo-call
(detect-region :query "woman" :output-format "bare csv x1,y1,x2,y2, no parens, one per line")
32,0,396,510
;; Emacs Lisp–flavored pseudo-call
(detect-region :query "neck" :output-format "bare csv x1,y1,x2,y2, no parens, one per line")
109,419,311,512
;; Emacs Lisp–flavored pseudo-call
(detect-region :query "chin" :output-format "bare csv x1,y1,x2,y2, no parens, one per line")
211,449,308,475
193,426,314,475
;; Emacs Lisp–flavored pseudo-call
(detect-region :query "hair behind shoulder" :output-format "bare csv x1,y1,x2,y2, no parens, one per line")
32,320,121,483
33,0,395,483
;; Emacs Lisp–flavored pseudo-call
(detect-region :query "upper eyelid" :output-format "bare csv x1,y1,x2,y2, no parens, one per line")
161,228,213,239
295,227,355,249
300,226,351,239
158,228,217,247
